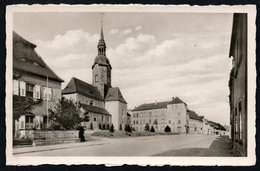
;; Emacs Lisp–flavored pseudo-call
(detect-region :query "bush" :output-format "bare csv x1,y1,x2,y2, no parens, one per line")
164,125,171,132
145,123,150,132
150,126,155,132
125,124,132,133
102,123,106,130
109,124,115,133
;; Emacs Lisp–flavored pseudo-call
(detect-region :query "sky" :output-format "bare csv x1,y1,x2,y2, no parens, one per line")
13,12,233,125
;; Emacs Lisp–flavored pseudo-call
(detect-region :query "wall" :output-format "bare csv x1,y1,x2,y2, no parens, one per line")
131,108,167,132
167,103,188,134
189,119,203,134
63,93,104,108
105,101,127,130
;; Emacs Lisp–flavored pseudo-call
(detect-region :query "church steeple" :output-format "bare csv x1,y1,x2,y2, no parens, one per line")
97,20,106,56
92,17,112,98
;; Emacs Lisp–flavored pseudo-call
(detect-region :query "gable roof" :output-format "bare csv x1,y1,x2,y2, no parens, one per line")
80,103,111,116
132,101,170,111
13,31,64,82
62,77,104,101
188,110,203,122
168,97,186,105
105,87,127,104
207,120,226,131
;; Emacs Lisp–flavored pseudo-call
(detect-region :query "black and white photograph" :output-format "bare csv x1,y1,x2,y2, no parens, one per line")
5,5,256,166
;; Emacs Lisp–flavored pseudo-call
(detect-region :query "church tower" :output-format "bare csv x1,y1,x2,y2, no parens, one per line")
92,21,112,98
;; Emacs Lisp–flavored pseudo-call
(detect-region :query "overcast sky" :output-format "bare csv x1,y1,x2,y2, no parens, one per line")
13,12,233,125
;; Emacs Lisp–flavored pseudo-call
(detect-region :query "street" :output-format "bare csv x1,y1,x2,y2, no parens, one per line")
13,135,234,156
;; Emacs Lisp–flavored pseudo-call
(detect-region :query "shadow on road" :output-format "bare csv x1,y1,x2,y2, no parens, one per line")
154,136,235,157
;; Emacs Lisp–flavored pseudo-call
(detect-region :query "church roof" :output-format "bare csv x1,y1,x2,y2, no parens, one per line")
62,77,104,101
105,87,127,104
13,31,64,82
93,54,110,67
80,103,111,116
132,101,170,111
188,110,203,122
168,97,186,105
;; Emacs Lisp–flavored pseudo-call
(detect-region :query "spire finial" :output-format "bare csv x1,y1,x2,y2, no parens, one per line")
100,13,104,40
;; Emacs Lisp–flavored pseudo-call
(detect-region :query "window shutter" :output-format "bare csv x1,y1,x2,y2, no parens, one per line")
19,81,26,97
35,85,41,99
33,85,37,98
13,80,19,95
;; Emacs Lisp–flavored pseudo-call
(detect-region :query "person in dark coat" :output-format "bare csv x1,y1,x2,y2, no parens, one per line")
78,126,85,142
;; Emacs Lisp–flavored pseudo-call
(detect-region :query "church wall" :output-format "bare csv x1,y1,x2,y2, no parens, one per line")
105,101,127,130
105,101,119,130
63,93,104,108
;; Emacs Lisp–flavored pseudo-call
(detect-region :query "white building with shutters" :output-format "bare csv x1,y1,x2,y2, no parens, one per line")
13,31,64,139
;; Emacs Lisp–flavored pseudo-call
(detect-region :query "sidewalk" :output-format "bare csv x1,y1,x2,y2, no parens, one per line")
13,136,107,155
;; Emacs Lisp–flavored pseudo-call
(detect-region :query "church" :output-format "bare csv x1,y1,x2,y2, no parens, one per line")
62,24,129,130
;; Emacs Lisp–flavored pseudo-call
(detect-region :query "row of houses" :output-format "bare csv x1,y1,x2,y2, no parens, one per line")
130,97,227,135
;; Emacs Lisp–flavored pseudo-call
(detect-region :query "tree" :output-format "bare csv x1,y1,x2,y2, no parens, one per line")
109,124,115,133
13,95,38,120
49,98,87,130
164,125,171,132
145,123,150,132
106,123,110,130
150,126,155,132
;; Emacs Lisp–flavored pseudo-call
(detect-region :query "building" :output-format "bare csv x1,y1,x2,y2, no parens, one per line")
130,97,189,133
228,13,247,156
13,31,64,139
62,77,112,129
62,24,128,130
166,97,189,134
188,110,203,134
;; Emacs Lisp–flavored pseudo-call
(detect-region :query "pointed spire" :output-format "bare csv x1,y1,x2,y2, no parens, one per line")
100,18,104,40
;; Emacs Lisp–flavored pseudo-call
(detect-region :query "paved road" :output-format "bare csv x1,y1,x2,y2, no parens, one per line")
14,135,232,156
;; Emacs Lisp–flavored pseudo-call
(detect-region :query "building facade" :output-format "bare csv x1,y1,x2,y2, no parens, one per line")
13,31,64,139
62,24,128,130
130,97,189,133
228,13,247,156
188,110,203,134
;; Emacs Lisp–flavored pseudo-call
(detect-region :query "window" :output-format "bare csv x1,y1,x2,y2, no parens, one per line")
25,115,34,123
94,117,96,121
90,100,94,106
149,119,151,124
169,120,171,124
178,120,181,124
149,112,152,116
122,109,124,116
43,116,48,124
95,75,98,82
26,84,34,97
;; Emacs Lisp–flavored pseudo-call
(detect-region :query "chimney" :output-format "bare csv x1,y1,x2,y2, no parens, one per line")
172,97,175,100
